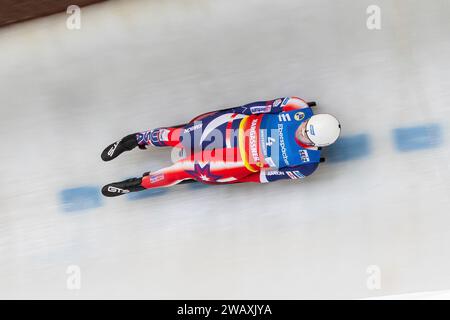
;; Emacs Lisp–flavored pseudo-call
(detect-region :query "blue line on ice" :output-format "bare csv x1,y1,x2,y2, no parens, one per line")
392,124,443,152
59,186,103,213
326,133,371,163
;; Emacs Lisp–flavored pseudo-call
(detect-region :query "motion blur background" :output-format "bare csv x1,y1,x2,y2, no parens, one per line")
1,0,449,299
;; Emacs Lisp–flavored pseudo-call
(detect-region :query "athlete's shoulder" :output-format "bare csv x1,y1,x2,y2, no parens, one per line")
280,97,309,111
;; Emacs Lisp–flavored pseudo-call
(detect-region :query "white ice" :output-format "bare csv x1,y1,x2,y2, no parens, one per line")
0,0,450,299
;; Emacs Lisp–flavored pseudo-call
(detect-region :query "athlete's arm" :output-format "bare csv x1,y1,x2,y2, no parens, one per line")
260,163,319,183
278,97,313,112
190,97,313,122
229,97,311,115
236,162,319,183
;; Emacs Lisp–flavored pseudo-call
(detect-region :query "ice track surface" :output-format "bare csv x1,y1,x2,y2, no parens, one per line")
1,0,450,299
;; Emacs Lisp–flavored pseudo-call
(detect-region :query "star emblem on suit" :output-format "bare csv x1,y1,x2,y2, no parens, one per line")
185,162,222,182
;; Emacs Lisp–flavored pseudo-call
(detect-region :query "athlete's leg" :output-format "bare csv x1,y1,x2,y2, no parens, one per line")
101,161,194,197
141,163,193,189
101,125,184,162
136,125,184,148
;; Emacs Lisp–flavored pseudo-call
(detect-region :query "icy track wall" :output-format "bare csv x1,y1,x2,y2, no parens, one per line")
1,0,449,299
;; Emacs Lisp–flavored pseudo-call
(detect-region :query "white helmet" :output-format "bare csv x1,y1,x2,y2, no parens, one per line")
305,114,341,147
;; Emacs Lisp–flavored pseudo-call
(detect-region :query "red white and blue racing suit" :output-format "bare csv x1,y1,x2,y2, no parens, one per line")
136,97,321,189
